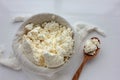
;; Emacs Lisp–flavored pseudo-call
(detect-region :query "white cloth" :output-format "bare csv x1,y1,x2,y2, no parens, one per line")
0,21,105,80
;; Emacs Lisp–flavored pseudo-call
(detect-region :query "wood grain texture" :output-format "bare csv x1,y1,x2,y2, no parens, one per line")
72,55,89,80
72,48,100,80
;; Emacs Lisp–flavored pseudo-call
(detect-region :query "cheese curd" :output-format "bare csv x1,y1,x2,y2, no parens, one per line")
22,21,74,68
84,38,100,55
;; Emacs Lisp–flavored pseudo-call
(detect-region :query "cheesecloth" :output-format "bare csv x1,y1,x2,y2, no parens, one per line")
1,13,105,80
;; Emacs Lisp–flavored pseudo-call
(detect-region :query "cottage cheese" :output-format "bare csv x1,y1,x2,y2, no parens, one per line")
22,21,74,68
84,38,100,55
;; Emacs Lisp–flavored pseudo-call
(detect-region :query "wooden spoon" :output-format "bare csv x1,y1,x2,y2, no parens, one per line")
72,37,100,80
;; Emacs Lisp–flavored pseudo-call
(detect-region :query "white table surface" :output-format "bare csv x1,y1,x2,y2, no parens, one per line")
0,0,120,80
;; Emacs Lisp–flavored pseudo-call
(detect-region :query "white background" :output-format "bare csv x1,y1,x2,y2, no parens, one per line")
0,0,120,80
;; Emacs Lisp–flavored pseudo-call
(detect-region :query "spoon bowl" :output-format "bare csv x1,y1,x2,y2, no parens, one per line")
83,37,100,59
72,37,100,80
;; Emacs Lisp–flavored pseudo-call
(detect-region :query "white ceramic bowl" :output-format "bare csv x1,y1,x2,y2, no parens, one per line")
12,13,74,78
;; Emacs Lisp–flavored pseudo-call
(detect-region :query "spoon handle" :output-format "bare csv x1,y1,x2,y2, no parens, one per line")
72,55,88,80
